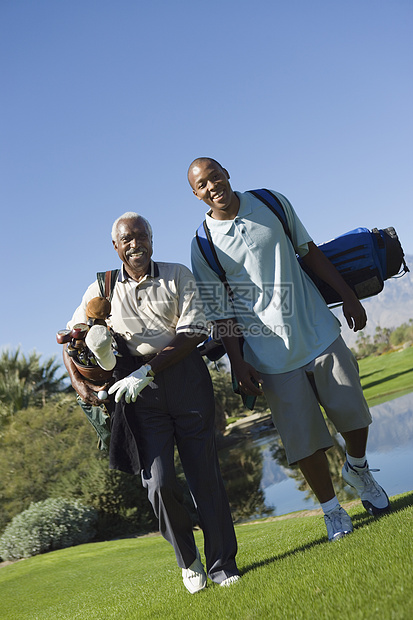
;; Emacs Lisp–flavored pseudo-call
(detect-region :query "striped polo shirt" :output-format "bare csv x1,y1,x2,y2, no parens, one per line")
68,261,209,357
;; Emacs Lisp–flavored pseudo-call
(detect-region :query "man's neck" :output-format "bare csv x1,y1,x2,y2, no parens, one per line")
209,192,240,221
123,261,151,283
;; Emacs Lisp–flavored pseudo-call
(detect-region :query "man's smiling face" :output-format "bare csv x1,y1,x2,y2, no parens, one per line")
188,159,239,220
113,217,153,280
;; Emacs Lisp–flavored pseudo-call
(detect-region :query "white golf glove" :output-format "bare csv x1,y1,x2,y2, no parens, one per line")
108,364,154,403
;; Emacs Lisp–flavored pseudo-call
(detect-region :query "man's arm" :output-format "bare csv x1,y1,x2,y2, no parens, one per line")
107,331,207,403
145,264,214,375
214,318,263,396
191,242,263,395
63,347,109,407
148,331,206,375
301,241,367,332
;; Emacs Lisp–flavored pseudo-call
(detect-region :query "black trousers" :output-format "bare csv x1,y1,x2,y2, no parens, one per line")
110,349,238,583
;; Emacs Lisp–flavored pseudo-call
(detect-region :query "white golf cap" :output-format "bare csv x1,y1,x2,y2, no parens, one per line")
85,325,116,371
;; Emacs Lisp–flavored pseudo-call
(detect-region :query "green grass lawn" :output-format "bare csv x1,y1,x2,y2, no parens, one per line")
1,347,412,619
1,492,412,620
358,346,413,406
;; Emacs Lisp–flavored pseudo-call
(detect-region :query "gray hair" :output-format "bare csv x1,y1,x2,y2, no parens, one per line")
111,212,153,242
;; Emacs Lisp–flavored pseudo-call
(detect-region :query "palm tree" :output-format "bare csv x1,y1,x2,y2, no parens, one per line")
0,348,66,419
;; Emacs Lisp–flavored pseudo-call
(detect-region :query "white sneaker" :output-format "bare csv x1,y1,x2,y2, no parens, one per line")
182,548,207,594
324,506,353,541
342,460,390,516
220,575,241,587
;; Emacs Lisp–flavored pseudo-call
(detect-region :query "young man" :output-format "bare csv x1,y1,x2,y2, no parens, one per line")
64,212,240,592
188,158,390,541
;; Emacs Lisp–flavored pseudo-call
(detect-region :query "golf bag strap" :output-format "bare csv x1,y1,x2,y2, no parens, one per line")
248,189,292,242
196,222,234,301
97,269,120,302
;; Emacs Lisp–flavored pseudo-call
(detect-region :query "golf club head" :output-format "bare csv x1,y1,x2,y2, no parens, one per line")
56,329,72,344
71,323,89,340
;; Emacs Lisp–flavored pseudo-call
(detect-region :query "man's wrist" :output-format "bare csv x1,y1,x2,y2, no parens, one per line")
145,364,155,378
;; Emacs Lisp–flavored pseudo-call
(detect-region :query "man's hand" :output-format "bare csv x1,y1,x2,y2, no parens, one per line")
108,364,154,403
232,359,263,396
63,346,109,406
73,375,109,406
213,318,263,396
302,242,368,332
342,295,367,332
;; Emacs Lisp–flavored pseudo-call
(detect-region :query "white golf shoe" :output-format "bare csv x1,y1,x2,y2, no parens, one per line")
182,547,207,594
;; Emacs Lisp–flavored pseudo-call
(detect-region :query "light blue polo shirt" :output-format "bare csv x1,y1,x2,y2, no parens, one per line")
191,190,341,374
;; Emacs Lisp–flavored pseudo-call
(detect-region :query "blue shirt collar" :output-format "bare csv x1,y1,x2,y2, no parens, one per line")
205,191,253,233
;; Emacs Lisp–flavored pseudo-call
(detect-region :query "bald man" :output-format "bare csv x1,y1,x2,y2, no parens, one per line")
188,158,390,542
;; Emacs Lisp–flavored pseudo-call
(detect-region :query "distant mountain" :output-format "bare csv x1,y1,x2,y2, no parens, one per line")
332,254,413,349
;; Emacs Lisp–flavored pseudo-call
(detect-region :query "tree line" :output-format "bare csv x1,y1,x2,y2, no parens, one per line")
351,319,413,359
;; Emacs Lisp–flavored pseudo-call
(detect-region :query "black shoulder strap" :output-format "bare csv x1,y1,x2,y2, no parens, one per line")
97,269,120,302
248,189,292,242
195,223,234,301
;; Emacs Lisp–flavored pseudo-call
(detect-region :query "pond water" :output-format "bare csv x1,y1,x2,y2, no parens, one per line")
218,392,413,521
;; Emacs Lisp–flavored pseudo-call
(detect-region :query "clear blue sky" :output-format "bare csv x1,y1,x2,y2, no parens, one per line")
1,0,412,364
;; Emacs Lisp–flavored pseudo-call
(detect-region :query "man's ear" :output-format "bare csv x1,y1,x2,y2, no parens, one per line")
192,189,202,200
112,240,118,251
223,168,230,180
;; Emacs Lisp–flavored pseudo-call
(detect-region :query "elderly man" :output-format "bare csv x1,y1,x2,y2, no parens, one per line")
64,212,240,592
188,157,390,542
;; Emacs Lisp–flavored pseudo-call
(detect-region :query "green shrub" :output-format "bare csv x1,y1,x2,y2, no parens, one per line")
389,320,413,347
53,456,159,540
0,498,97,561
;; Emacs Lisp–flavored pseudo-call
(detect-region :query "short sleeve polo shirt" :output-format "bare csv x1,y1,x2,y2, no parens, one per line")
191,190,341,374
68,261,209,357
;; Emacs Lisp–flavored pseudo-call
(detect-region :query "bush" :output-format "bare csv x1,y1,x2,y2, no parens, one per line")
0,498,97,561
53,455,159,540
389,320,413,347
0,394,96,532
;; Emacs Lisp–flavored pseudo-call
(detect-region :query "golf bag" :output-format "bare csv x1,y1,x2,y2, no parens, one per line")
195,188,409,360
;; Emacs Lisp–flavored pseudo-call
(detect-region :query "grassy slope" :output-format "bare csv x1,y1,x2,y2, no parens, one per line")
0,493,412,620
358,345,413,406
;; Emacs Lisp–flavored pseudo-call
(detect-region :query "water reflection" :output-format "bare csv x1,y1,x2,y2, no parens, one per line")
216,443,273,522
218,392,413,521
